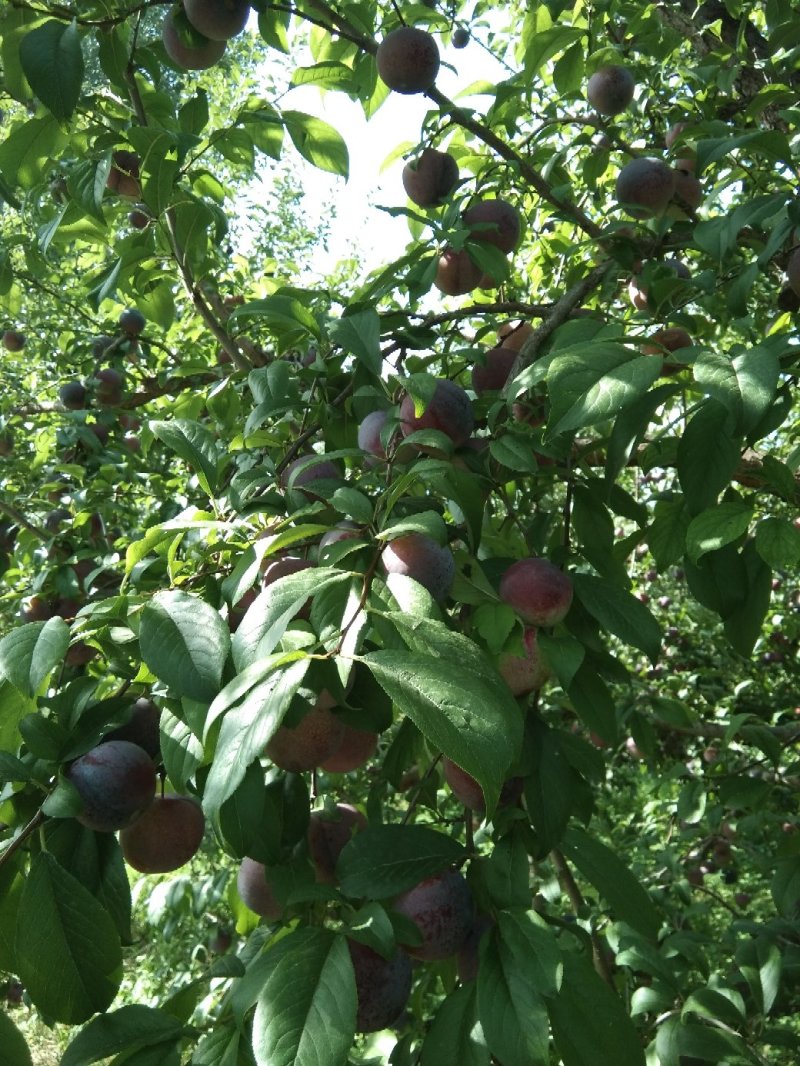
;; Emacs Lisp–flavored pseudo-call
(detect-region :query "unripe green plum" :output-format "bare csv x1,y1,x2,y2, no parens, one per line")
399,379,474,448
120,794,205,873
393,869,474,960
348,940,412,1033
615,158,675,219
587,65,635,115
381,532,455,602
500,557,573,626
320,723,378,773
265,703,346,772
67,740,156,832
376,27,440,95
237,857,283,919
307,803,367,883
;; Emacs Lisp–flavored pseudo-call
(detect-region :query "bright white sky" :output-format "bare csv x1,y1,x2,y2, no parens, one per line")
263,32,507,277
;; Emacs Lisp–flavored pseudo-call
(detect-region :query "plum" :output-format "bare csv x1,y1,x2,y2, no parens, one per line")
471,345,518,395
393,869,474,960
434,247,483,296
402,148,458,207
120,795,205,873
265,703,346,772
348,940,412,1032
615,158,675,219
497,626,549,695
376,27,439,94
307,803,367,883
237,857,283,919
463,198,522,254
499,557,573,627
381,532,455,602
103,698,161,761
320,723,378,773
442,758,523,814
184,0,250,41
587,65,635,115
67,740,156,832
399,378,474,448
162,8,226,69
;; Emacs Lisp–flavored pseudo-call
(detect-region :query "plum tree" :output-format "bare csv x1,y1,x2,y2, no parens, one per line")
162,8,227,70
587,65,635,115
399,379,474,447
402,148,459,207
319,723,378,772
103,698,161,761
106,151,141,199
67,740,157,832
615,157,676,218
237,857,283,919
376,27,440,94
500,557,573,626
393,869,474,959
265,703,346,772
2,330,25,351
307,803,367,882
347,940,412,1033
381,532,455,601
120,794,205,873
471,345,518,394
184,0,250,41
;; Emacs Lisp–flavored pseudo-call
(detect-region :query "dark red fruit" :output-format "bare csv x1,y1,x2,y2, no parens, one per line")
59,381,87,410
106,151,141,199
402,148,458,207
103,698,161,760
162,9,227,70
499,557,573,626
237,857,283,919
320,724,378,773
463,198,522,254
119,308,146,336
393,869,474,960
348,939,412,1033
434,247,482,295
587,65,635,115
615,158,675,219
120,795,205,872
265,703,346,772
376,27,440,95
381,532,455,602
184,0,250,41
307,803,367,883
2,330,26,352
67,740,157,833
471,345,518,394
399,378,474,448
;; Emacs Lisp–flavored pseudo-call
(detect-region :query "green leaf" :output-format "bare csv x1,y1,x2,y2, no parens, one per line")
140,590,230,703
61,1006,190,1066
771,856,800,919
362,648,522,814
252,929,356,1066
648,498,690,568
203,656,310,815
282,110,349,178
0,1009,31,1066
330,308,381,374
232,294,322,341
66,159,108,223
489,433,541,473
561,826,660,940
19,20,84,122
16,853,122,1024
477,932,550,1066
496,910,563,998
677,402,741,513
0,115,68,188
149,419,225,498
483,833,531,911
421,984,489,1066
572,573,662,662
291,61,357,91
549,951,646,1065
0,617,69,697
538,633,584,690
686,503,753,563
693,347,779,435
547,343,662,436
337,824,466,899
755,517,800,568
523,719,578,856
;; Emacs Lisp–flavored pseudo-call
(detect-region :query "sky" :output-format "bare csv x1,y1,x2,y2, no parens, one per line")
258,30,507,277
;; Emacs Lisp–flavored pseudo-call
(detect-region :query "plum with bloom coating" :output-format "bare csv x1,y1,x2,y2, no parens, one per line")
382,532,455,602
393,869,474,960
348,940,412,1032
500,557,573,626
376,27,440,94
67,740,156,832
120,795,205,873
